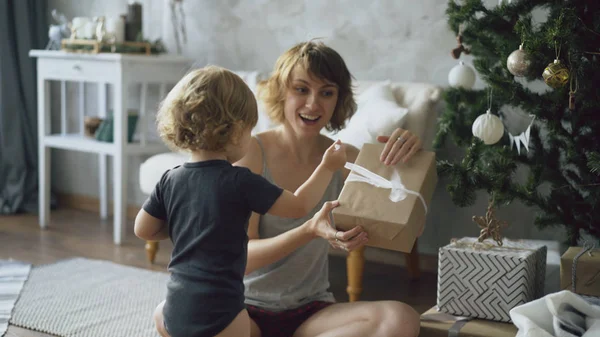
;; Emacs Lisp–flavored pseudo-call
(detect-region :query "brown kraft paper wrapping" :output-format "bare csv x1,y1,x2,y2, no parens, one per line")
332,143,438,252
420,307,518,337
560,246,600,297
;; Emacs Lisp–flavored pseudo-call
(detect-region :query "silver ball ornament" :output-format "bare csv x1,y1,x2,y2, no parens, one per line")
507,44,531,77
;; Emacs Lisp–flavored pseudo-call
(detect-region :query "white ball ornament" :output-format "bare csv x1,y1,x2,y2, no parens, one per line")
448,61,476,89
472,109,504,145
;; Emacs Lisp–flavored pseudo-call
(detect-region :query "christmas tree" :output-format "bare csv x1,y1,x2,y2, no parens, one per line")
435,0,600,245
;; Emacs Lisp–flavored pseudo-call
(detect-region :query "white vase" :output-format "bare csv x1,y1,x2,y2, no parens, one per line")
106,16,126,43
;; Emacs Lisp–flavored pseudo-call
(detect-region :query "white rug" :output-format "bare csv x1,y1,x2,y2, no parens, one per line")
10,258,168,337
0,260,31,337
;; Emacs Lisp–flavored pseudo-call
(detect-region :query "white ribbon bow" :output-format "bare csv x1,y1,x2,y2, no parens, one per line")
344,162,428,213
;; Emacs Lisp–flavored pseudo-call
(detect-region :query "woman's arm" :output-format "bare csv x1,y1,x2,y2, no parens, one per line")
134,209,168,240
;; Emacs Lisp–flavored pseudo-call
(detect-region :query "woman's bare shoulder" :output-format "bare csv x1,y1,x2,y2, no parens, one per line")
234,136,263,174
234,129,282,173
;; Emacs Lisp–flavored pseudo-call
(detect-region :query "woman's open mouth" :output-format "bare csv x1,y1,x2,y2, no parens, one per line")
299,113,321,125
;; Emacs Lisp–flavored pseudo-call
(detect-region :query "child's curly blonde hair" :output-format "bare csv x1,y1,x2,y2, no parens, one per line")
157,65,258,152
257,40,356,132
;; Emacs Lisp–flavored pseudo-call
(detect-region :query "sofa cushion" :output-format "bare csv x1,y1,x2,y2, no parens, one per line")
326,81,408,149
350,81,442,150
139,152,188,195
395,83,442,150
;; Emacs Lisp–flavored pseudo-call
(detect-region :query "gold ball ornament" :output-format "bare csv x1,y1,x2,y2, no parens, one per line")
507,44,531,77
542,59,569,88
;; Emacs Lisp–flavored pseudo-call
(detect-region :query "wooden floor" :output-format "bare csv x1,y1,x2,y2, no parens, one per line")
0,209,437,337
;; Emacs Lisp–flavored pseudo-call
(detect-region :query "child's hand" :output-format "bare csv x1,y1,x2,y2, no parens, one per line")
321,140,347,172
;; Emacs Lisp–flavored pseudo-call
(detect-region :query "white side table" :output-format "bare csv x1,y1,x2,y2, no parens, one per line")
29,50,192,244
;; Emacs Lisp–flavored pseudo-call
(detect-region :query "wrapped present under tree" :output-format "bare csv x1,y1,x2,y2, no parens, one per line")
437,235,547,323
560,245,600,297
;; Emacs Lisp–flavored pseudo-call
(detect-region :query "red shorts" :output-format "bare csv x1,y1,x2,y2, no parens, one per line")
247,301,333,337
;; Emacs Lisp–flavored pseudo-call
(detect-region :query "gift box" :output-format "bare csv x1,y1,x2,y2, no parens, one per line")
331,143,438,253
437,238,547,322
560,246,600,297
420,307,517,337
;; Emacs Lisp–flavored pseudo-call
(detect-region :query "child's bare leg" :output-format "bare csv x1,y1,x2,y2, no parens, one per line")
153,300,170,337
215,309,251,337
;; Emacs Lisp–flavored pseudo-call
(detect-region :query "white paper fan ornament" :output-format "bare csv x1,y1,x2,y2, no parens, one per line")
508,116,535,155
500,105,536,155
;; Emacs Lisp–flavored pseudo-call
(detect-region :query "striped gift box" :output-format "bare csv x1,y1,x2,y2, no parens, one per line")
437,238,546,322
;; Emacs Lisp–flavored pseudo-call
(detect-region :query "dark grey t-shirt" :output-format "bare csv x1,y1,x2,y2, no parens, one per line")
143,159,283,337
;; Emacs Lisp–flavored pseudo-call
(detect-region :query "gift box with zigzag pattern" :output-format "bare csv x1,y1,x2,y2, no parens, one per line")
436,237,547,322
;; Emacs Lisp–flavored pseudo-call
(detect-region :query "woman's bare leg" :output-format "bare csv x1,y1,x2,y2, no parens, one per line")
250,318,262,337
293,301,420,337
153,301,251,337
215,309,251,337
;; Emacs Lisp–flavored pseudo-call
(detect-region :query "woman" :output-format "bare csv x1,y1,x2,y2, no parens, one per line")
235,41,423,337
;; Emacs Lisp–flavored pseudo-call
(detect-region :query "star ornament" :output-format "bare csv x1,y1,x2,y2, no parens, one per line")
472,203,508,246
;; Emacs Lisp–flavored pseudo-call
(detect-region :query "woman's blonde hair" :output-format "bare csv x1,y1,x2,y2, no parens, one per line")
156,65,258,152
258,40,356,132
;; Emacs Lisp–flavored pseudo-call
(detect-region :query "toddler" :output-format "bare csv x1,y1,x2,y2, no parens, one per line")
134,65,346,337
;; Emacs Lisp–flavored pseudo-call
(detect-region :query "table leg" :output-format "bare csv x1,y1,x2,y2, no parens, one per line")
112,78,128,245
98,83,108,220
346,246,365,302
37,77,50,229
145,241,159,264
404,239,421,280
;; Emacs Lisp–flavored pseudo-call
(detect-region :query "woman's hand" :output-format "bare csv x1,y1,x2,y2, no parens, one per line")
305,200,368,252
377,128,422,165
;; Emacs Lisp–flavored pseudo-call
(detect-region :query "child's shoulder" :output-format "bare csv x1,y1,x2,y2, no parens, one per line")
228,164,253,176
163,165,184,178
159,164,200,185
226,165,265,185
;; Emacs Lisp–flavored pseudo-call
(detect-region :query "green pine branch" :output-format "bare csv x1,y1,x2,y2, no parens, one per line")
437,0,600,245
587,152,600,175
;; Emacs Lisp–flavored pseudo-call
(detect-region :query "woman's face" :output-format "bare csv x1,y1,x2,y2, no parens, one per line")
282,67,339,136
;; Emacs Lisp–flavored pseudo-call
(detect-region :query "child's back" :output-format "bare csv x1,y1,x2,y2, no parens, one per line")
144,160,282,336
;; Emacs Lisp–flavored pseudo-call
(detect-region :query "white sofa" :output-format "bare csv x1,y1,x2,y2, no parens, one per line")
139,75,443,196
